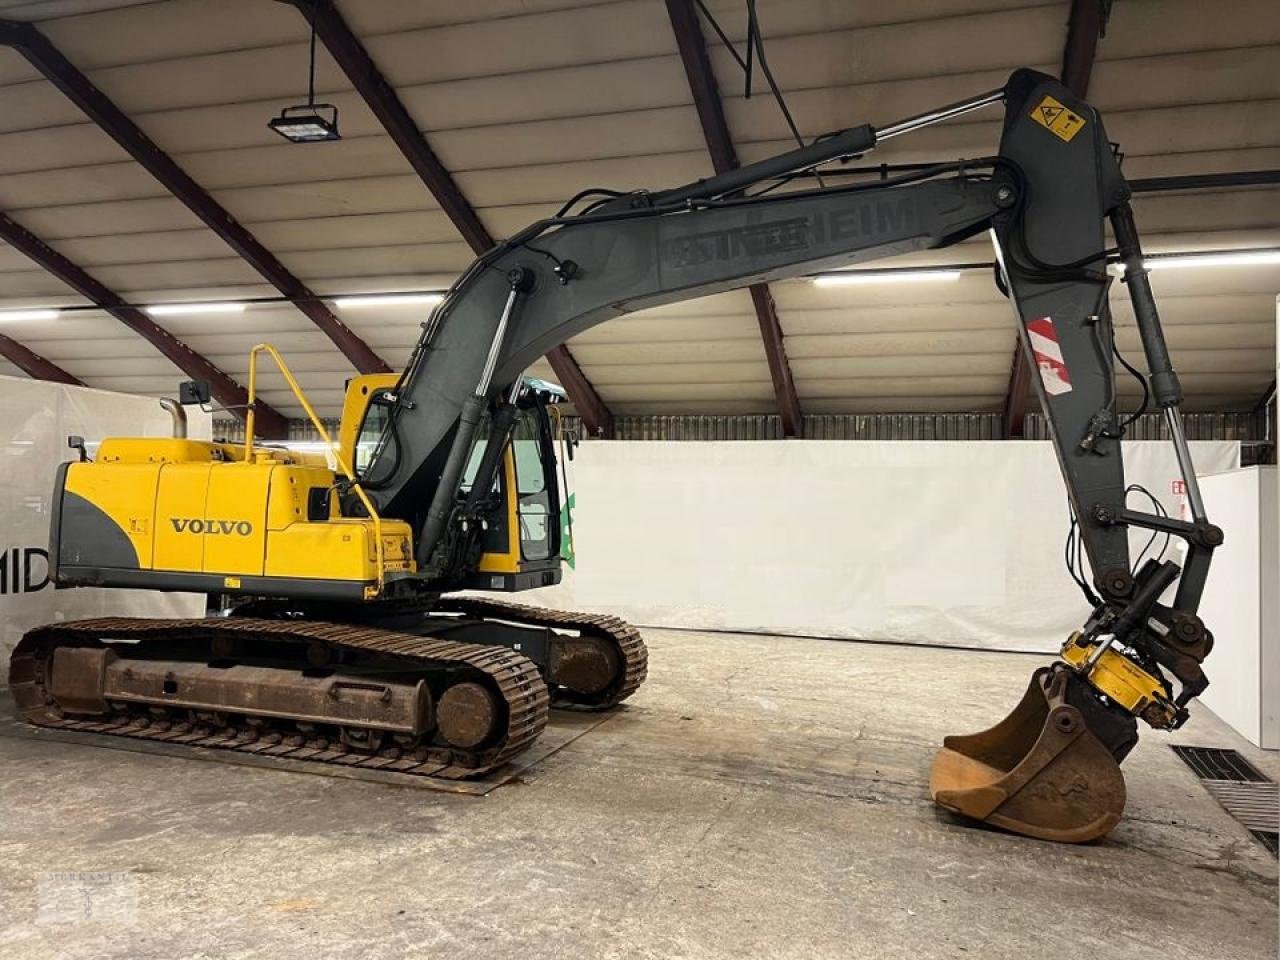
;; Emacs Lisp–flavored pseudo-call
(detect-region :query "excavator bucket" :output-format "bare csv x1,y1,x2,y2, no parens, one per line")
930,665,1127,843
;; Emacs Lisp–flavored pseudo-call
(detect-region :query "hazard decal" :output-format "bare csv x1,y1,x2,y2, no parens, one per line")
1030,94,1086,142
1027,317,1073,396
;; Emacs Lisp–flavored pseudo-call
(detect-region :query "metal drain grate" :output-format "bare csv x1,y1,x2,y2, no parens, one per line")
1171,745,1270,782
1172,746,1278,856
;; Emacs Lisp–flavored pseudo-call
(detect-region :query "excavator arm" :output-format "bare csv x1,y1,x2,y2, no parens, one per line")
360,67,1220,841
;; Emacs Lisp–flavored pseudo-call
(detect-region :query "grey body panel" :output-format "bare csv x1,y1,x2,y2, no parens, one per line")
56,489,140,570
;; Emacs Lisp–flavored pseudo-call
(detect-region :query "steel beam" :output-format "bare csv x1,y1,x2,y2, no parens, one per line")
747,285,803,436
545,345,613,439
0,18,390,377
665,0,803,436
283,0,615,437
0,212,290,438
1003,0,1106,437
0,330,83,385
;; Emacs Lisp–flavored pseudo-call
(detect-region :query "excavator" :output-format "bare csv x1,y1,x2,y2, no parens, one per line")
9,68,1221,843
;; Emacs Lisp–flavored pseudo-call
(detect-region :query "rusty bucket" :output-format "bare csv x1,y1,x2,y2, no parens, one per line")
930,665,1128,843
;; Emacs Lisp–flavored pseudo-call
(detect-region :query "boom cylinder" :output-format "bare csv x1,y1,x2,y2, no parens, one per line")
463,378,524,514
416,271,529,568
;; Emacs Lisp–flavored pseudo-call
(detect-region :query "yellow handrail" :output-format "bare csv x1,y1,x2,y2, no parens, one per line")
245,342,386,597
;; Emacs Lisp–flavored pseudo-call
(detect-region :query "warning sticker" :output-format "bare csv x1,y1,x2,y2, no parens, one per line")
1030,94,1087,142
1027,316,1073,396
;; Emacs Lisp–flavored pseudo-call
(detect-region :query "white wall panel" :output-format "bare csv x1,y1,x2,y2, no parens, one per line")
524,439,1238,652
1195,467,1278,748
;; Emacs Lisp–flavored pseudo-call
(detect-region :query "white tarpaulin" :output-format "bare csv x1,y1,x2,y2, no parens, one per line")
0,375,211,681
525,439,1238,653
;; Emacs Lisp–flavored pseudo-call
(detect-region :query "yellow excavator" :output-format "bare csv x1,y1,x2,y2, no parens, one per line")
10,68,1220,842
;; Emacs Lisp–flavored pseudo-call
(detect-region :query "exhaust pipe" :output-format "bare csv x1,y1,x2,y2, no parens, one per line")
159,397,187,439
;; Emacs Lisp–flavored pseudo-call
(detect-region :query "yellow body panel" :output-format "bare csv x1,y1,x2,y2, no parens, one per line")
203,465,272,575
62,436,415,589
266,465,340,529
63,462,161,568
153,462,214,571
264,519,414,580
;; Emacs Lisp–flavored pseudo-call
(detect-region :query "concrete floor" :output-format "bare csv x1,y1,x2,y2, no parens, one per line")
0,629,1276,960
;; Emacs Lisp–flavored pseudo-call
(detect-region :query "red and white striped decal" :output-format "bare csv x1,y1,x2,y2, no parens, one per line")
1026,316,1072,396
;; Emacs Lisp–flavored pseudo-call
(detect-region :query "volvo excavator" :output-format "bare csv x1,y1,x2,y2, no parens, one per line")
10,68,1221,843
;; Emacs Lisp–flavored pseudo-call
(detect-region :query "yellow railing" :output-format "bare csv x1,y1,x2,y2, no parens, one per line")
245,343,386,596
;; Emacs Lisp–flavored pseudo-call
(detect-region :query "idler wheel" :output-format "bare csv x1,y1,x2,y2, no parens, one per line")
437,682,500,749
549,637,620,696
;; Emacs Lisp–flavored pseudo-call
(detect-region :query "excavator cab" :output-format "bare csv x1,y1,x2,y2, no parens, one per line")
339,373,568,591
459,378,567,590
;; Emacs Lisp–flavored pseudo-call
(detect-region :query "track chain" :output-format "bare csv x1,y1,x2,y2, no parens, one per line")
9,616,549,780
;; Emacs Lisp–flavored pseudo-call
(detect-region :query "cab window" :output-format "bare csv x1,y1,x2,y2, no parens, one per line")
353,390,393,476
512,410,553,560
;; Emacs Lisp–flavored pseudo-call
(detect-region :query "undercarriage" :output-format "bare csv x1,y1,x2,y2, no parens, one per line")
9,598,647,779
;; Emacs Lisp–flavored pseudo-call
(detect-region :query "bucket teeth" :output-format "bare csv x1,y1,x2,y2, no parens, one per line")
930,664,1132,843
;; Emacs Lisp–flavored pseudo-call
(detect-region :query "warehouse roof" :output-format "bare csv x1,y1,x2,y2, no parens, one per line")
0,0,1276,423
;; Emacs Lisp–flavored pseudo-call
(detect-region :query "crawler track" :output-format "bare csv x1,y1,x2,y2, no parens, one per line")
437,597,648,708
9,617,549,779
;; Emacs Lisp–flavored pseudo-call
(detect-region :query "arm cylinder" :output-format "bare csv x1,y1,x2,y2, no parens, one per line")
1111,203,1183,407
647,86,1003,207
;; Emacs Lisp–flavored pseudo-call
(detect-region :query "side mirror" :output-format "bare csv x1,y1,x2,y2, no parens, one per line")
179,379,211,405
67,435,89,462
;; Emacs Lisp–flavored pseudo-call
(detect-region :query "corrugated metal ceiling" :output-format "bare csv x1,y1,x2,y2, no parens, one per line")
0,0,1275,418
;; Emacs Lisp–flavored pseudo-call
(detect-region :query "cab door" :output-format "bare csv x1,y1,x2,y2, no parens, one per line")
510,404,560,562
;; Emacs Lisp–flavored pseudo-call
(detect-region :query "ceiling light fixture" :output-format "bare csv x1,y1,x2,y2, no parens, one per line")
0,308,60,322
812,269,963,287
145,302,247,317
268,7,340,143
1110,248,1280,274
1144,249,1280,271
332,293,445,309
